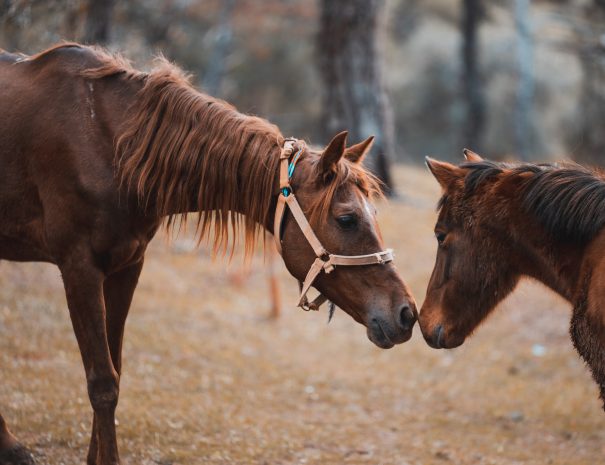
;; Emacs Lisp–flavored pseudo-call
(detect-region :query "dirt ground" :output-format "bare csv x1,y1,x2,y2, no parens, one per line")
1,165,603,465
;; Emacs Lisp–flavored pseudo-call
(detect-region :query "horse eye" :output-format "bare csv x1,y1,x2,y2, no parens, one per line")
435,232,447,244
337,214,358,230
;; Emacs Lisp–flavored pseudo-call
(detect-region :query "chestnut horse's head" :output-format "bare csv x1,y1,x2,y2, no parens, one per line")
279,132,417,348
419,150,520,349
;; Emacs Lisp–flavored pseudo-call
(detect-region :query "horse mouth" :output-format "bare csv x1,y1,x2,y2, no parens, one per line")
422,323,444,349
424,324,465,350
367,319,396,349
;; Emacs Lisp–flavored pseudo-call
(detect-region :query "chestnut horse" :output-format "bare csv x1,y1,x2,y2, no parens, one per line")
420,149,605,410
0,44,416,465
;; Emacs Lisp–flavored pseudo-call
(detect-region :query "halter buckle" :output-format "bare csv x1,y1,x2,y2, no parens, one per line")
323,262,335,274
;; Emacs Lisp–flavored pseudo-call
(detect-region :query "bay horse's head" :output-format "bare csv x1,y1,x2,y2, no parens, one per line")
419,150,520,349
278,132,416,348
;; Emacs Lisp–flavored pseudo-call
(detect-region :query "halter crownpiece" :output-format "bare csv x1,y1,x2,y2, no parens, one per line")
273,138,394,311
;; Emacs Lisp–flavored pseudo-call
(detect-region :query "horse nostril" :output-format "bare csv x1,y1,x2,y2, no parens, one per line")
398,305,416,331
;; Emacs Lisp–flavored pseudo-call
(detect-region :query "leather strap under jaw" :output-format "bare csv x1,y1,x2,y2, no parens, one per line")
273,138,394,311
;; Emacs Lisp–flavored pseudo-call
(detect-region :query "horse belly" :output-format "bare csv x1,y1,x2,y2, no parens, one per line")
0,162,49,262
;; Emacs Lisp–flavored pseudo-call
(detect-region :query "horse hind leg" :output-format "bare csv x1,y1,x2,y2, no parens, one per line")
0,413,35,465
570,306,605,409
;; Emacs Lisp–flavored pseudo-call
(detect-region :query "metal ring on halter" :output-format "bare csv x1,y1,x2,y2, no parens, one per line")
273,138,394,311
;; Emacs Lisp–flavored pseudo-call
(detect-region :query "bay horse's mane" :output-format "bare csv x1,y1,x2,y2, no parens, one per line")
27,43,380,255
453,159,605,244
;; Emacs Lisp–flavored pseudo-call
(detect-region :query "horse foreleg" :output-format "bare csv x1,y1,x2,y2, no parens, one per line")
61,258,120,465
570,305,605,409
0,413,35,465
87,261,144,465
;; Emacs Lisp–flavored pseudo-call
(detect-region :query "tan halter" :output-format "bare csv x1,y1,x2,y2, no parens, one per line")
273,138,394,311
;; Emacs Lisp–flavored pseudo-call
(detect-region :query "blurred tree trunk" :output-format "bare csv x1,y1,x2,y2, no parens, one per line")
461,0,486,152
203,0,235,97
573,1,605,164
514,0,533,160
0,1,10,18
83,0,115,44
317,0,395,195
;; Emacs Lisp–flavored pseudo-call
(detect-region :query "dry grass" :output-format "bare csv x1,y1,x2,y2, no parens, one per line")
1,165,603,465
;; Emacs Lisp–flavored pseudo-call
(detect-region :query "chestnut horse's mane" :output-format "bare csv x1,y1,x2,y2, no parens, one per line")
458,160,605,244
25,43,380,256
79,46,283,255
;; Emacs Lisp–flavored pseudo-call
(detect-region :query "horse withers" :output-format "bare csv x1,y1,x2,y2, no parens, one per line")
419,149,605,410
0,43,416,465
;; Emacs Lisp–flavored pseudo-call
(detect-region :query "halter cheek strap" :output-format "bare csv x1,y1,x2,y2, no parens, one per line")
273,138,394,311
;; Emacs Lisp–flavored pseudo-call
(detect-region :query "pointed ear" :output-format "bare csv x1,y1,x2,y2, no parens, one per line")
320,131,348,173
344,136,374,164
463,148,483,162
425,157,463,190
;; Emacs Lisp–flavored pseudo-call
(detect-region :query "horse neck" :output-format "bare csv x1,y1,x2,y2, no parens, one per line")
211,141,280,231
114,88,283,234
183,130,281,231
491,188,584,302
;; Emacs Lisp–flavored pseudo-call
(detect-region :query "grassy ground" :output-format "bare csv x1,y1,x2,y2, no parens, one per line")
1,165,603,465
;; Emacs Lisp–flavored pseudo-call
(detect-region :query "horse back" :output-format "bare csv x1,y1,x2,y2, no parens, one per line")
0,44,113,178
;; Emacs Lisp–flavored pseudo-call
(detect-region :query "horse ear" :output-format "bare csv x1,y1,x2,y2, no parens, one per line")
320,131,348,173
425,157,463,189
344,136,375,164
463,148,483,162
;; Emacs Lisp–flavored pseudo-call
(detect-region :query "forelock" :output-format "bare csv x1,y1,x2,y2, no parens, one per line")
307,151,383,224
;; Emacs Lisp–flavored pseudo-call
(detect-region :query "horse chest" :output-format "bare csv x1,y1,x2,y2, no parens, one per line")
90,219,161,273
97,239,147,272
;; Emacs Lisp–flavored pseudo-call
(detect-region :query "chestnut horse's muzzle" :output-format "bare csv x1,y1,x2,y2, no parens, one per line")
367,303,416,348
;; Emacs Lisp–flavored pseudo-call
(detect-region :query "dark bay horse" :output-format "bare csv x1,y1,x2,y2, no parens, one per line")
0,43,416,465
420,149,605,409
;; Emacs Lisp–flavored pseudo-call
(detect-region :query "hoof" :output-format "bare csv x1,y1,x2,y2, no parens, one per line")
0,444,36,465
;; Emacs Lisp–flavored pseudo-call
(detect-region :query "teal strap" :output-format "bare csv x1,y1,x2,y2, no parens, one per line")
288,149,303,178
281,148,303,197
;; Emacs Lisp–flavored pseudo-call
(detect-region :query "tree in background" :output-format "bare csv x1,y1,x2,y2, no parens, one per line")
202,0,235,97
571,0,605,164
83,0,115,44
514,0,533,161
317,0,395,194
461,0,486,152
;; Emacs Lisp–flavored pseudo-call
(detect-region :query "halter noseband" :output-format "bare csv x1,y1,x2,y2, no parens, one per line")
273,138,394,312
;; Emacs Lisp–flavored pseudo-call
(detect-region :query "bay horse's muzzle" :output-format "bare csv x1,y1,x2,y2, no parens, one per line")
422,322,464,350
